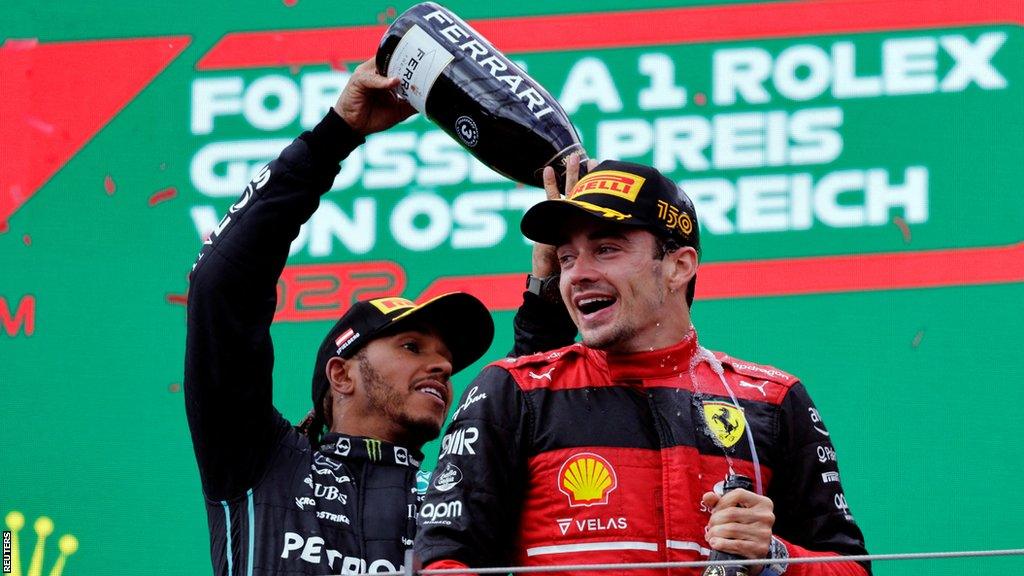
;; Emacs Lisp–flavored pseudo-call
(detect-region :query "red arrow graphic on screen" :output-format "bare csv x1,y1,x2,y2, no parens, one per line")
197,0,1021,71
413,242,1024,310
0,36,190,229
173,241,1020,317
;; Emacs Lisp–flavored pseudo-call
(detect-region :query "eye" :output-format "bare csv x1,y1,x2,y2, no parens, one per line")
401,341,421,354
595,243,619,256
556,250,576,268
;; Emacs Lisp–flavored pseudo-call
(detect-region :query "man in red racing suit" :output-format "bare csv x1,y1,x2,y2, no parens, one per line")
415,160,869,576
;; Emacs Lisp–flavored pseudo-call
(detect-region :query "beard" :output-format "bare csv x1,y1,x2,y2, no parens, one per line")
581,322,638,351
358,356,442,445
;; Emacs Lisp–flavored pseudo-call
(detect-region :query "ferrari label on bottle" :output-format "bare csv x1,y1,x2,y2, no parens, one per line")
386,24,454,112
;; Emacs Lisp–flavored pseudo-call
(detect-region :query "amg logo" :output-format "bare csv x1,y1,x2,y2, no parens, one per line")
440,427,478,458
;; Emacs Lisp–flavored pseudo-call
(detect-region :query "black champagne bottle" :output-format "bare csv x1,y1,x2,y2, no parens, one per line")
703,474,755,576
376,2,587,191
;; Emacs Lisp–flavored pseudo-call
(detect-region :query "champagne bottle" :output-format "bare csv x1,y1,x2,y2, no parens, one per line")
376,2,587,191
703,474,755,576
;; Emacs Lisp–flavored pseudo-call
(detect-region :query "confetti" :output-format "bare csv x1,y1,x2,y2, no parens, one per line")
148,186,177,206
911,329,925,348
104,174,116,195
166,294,188,306
893,216,911,243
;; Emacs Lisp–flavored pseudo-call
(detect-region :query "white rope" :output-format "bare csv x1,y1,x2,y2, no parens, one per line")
345,548,1024,576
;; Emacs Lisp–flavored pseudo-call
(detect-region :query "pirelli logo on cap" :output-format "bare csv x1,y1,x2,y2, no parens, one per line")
569,170,646,203
369,297,416,314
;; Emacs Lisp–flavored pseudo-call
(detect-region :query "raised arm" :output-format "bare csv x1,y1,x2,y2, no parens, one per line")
183,60,413,501
509,157,597,357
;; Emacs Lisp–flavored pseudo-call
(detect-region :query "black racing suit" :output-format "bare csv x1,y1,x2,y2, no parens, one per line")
185,110,427,575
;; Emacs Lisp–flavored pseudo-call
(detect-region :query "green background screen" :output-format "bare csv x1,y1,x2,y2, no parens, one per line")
3,0,1022,574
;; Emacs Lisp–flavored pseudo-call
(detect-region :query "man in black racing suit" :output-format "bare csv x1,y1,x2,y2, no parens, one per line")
184,59,504,575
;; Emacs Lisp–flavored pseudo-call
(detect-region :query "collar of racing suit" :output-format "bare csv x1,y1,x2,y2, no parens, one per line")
587,327,701,382
317,433,423,468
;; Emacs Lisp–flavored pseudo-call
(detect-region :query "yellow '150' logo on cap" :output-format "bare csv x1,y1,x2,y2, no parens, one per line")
558,452,618,507
702,401,746,448
569,171,646,203
656,200,693,236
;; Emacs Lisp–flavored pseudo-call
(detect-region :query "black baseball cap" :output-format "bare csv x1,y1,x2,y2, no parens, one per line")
521,160,699,250
310,292,494,428
520,160,701,303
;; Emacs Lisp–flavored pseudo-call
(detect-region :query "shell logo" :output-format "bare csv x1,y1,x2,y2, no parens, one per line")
558,452,618,507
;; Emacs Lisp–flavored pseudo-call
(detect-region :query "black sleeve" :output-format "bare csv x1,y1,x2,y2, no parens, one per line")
414,366,532,567
508,290,576,357
769,382,872,573
184,110,364,501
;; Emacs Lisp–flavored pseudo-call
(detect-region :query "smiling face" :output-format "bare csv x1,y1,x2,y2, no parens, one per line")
556,217,696,353
333,326,454,448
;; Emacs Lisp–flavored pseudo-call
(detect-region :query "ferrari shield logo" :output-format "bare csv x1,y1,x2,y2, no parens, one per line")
702,401,746,448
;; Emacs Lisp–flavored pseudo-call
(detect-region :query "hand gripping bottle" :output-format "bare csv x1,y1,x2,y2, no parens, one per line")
376,2,587,191
703,474,755,576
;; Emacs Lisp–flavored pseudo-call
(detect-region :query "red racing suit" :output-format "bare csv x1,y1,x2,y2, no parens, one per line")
415,329,869,576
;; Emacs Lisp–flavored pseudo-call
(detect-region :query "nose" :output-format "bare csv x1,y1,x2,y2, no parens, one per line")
427,351,453,381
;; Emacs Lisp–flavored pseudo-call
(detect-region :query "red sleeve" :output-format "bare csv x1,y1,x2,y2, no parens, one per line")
780,536,869,576
424,559,477,576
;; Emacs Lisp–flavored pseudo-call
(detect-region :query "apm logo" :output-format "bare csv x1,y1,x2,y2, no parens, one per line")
4,511,78,576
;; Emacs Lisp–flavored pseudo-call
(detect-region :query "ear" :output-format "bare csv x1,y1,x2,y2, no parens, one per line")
326,356,356,396
664,246,698,294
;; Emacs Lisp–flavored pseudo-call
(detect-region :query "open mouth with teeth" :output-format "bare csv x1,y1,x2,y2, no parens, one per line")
576,297,616,316
415,382,447,406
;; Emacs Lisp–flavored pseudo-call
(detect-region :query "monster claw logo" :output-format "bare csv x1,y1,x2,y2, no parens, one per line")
364,439,383,461
702,401,747,449
4,511,78,576
558,453,618,507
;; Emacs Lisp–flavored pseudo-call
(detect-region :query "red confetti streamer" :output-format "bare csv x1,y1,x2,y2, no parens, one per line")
283,0,297,6
148,186,177,206
22,234,31,246
166,293,188,305
693,93,707,106
893,216,912,243
104,174,116,195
